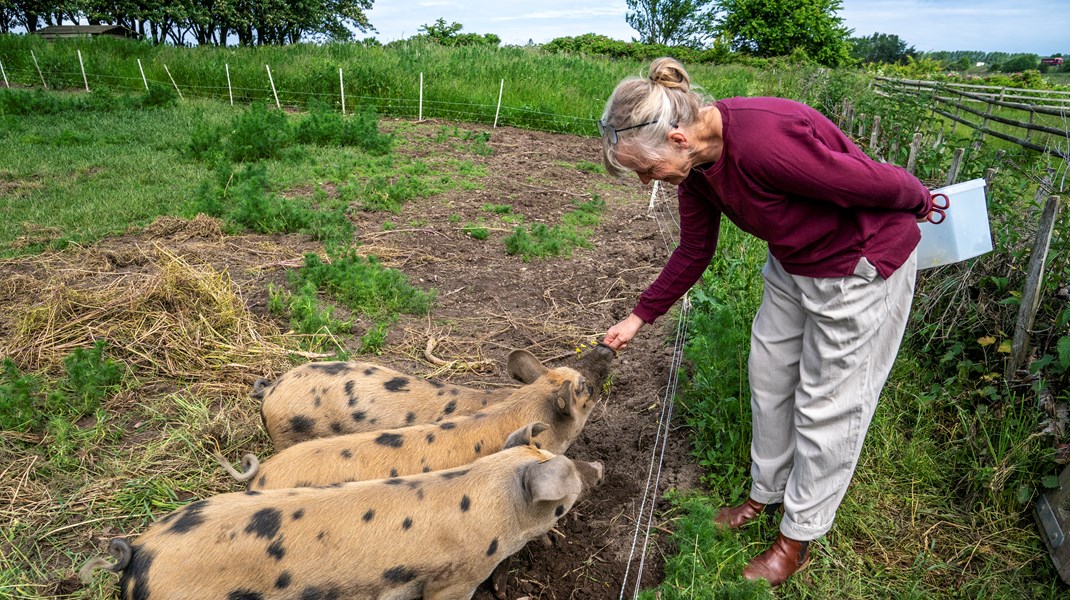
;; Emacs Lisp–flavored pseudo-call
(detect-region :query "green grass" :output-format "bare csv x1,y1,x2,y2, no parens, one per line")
0,99,212,255
646,220,1065,598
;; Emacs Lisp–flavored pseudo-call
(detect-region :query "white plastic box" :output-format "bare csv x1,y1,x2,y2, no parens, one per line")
916,178,993,270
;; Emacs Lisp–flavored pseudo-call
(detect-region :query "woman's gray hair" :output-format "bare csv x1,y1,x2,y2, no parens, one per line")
600,57,712,177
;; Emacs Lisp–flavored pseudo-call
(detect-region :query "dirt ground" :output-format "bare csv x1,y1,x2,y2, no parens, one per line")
337,121,707,598
2,120,707,598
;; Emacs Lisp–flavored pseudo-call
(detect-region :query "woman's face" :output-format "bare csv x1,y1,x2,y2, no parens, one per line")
614,140,691,186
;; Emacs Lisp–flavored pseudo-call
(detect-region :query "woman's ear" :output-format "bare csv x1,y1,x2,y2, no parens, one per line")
668,129,689,151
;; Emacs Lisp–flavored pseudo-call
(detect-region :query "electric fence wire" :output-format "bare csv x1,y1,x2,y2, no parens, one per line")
618,180,692,599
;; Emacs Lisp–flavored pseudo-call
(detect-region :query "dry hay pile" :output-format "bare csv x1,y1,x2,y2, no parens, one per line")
0,219,299,395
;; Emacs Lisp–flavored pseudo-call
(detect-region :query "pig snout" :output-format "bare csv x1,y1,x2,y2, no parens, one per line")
575,343,615,388
573,459,604,492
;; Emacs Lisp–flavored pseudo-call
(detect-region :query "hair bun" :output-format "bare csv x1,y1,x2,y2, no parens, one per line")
647,57,691,93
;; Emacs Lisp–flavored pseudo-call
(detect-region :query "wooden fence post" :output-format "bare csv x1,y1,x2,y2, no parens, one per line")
869,115,881,150
945,148,965,186
1007,192,1063,380
906,132,923,174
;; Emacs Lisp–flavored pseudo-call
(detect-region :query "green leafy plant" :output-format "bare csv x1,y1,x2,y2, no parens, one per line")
463,223,489,239
268,282,350,355
359,321,391,354
227,103,295,162
187,163,353,245
503,196,604,261
290,249,435,318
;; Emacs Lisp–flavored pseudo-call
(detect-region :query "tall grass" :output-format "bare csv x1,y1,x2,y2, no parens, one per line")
0,35,831,134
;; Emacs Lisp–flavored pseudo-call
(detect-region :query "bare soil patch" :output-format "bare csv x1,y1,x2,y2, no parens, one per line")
0,120,703,598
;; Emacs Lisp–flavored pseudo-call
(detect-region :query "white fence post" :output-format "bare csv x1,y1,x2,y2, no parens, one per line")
137,58,148,90
163,64,182,99
0,59,8,87
493,78,504,128
30,50,46,89
266,64,280,109
225,63,233,105
339,67,345,115
418,72,423,122
77,50,88,92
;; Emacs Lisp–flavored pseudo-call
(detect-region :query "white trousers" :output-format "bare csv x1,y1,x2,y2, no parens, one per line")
747,250,917,541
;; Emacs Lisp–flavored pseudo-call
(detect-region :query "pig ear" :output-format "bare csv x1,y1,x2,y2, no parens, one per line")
503,422,549,449
523,456,581,504
507,350,547,384
553,380,575,418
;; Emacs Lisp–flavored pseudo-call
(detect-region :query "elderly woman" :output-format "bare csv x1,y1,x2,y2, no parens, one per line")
598,57,933,586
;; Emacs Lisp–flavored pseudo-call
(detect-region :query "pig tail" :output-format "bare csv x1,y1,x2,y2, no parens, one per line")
79,538,132,584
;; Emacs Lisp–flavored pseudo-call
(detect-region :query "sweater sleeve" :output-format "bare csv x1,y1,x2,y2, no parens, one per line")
633,185,721,324
751,113,933,219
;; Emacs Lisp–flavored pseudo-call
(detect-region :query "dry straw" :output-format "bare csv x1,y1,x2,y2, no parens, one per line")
1,240,296,395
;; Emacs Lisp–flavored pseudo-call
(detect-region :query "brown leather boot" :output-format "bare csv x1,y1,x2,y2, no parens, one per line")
742,533,811,587
713,498,781,529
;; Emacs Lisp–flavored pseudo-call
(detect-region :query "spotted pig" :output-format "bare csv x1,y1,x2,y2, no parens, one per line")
257,344,613,451
81,443,603,600
220,343,614,491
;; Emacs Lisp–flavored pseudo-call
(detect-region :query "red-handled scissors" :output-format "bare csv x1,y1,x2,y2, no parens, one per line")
927,193,950,224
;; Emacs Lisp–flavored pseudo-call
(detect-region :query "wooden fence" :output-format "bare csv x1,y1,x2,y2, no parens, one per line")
873,77,1070,161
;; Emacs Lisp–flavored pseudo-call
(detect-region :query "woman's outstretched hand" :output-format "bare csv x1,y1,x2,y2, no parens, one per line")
603,313,646,351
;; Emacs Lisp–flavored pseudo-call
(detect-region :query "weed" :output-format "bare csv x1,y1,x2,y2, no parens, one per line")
267,282,349,355
186,163,353,245
0,342,123,435
296,100,393,155
290,249,435,319
463,130,493,155
482,203,513,214
463,223,489,239
359,173,431,212
359,321,391,354
574,160,604,174
503,196,604,261
227,103,295,162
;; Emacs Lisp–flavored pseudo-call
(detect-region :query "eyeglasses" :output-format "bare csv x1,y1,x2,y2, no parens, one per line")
598,119,659,144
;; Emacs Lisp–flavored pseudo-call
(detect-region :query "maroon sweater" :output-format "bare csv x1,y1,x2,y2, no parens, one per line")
634,97,932,324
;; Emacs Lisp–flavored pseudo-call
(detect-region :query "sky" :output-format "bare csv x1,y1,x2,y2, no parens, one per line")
365,0,1069,56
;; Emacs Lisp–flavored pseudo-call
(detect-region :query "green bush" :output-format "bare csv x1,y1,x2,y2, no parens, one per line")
295,101,393,154
0,85,176,117
228,103,295,162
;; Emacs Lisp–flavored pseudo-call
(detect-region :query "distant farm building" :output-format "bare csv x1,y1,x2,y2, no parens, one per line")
1041,57,1064,66
34,25,141,41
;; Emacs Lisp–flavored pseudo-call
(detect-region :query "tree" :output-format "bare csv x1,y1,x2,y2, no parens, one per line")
626,0,718,48
999,54,1040,73
714,0,852,66
416,18,500,47
848,32,916,65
